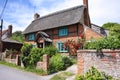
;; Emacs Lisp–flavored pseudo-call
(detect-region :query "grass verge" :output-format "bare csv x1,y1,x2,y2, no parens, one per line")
50,71,74,80
0,61,47,75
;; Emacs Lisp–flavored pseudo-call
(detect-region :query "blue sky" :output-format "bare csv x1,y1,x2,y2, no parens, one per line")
0,0,120,32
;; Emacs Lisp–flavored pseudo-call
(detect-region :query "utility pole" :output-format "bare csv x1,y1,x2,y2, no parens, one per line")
0,19,3,41
0,19,3,53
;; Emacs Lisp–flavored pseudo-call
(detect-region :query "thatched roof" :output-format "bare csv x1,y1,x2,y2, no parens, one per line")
23,5,85,34
2,38,22,44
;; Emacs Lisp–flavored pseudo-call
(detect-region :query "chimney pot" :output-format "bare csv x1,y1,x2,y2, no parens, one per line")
34,13,40,20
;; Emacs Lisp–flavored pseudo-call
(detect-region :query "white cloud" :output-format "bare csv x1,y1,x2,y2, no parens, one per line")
2,0,120,32
3,2,33,32
29,0,43,7
35,0,120,26
34,0,83,17
89,0,120,26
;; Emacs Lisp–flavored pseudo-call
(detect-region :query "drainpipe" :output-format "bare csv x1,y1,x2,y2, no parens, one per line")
43,40,45,50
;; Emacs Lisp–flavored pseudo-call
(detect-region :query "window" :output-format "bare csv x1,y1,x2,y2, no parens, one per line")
57,42,68,52
28,33,34,40
58,27,68,36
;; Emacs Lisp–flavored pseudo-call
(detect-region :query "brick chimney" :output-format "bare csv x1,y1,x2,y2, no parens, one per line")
34,13,40,20
83,0,88,10
8,25,12,37
83,0,91,27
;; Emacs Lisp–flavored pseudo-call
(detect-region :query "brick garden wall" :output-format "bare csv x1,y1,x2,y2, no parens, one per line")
36,54,49,71
77,50,120,78
4,54,20,65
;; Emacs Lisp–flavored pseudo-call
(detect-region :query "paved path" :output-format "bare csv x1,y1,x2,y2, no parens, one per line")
0,64,77,80
66,64,77,80
66,64,77,74
0,64,53,80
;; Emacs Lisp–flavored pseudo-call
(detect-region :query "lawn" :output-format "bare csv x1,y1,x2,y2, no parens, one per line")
50,71,74,80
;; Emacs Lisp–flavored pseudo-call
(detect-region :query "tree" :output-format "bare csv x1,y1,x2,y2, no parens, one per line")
102,22,120,38
110,24,120,38
102,22,118,30
11,31,25,42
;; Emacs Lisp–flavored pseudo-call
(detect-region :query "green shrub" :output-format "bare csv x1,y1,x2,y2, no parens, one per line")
21,43,33,68
76,67,113,80
43,45,58,57
21,44,58,68
48,54,64,73
62,56,72,68
29,45,58,68
83,40,96,49
29,48,43,67
84,36,120,50
70,57,77,64
48,54,72,74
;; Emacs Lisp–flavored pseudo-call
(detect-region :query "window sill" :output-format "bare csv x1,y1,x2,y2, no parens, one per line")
59,51,68,53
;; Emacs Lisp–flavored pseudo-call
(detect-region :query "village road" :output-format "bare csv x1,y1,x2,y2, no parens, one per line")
0,64,51,80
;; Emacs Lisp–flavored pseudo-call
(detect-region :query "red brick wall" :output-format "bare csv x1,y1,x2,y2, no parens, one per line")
84,27,103,40
52,23,84,46
25,23,84,46
36,54,49,71
24,23,103,47
77,50,120,78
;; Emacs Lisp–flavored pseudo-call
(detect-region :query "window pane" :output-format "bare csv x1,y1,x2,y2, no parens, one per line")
57,42,68,52
61,43,63,51
29,34,34,40
58,27,68,36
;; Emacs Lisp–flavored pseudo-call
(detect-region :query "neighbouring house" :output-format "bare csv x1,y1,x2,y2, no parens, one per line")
0,25,23,53
23,0,106,53
91,23,108,36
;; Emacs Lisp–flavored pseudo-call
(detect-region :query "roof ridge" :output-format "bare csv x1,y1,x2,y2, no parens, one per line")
33,5,84,22
91,23,102,28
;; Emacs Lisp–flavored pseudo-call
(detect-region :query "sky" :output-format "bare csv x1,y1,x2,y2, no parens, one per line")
0,0,120,32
